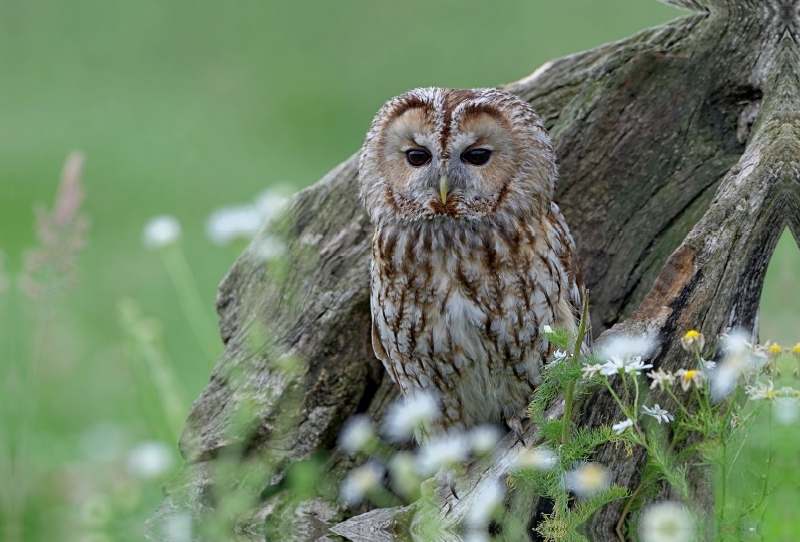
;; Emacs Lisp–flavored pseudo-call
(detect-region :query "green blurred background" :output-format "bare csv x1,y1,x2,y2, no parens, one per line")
2,0,798,540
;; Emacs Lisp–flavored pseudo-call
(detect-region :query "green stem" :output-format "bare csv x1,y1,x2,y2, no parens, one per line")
616,479,646,541
665,384,693,419
603,378,629,418
719,438,727,528
561,290,589,445
668,425,687,453
733,403,773,522
159,244,220,359
117,299,188,441
693,344,703,367
621,371,631,408
10,268,56,542
724,404,750,489
692,385,705,417
631,425,650,452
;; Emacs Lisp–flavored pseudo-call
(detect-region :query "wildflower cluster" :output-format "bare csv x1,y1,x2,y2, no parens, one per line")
582,328,796,540
575,334,679,449
337,392,510,509
520,323,792,541
335,317,796,540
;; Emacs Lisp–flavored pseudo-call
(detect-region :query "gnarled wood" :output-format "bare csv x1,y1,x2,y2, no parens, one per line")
146,1,800,541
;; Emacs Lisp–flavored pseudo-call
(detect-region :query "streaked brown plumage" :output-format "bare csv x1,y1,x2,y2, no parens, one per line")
358,87,586,438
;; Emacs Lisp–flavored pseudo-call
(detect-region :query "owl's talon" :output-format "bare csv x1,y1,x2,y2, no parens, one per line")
449,480,459,500
443,470,459,500
507,414,526,446
434,469,460,500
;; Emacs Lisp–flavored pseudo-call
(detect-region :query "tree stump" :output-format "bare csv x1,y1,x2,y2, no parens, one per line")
146,1,800,540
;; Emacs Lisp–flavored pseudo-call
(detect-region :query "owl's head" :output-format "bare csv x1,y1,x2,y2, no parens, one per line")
358,87,557,225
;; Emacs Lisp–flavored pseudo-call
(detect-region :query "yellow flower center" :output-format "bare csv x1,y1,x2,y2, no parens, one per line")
684,330,700,341
769,344,782,354
580,464,606,488
793,343,800,354
765,390,776,399
682,370,698,380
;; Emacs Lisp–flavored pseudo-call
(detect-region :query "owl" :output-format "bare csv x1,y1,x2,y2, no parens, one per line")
358,87,586,439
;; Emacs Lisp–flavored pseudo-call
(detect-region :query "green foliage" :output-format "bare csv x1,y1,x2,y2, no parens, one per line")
571,485,630,524
512,326,800,541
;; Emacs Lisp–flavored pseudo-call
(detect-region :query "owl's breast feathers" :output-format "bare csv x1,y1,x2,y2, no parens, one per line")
369,203,585,431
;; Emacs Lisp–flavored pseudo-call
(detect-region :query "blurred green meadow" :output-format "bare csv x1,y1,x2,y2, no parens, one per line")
1,0,799,540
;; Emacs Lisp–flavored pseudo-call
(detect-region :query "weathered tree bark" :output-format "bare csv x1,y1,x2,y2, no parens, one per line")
146,1,800,541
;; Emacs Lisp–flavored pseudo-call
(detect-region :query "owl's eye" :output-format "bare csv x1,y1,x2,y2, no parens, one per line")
461,148,492,166
406,149,432,167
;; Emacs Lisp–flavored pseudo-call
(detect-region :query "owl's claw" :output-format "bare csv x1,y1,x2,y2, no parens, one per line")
434,469,460,500
507,414,526,446
445,470,460,500
449,478,459,500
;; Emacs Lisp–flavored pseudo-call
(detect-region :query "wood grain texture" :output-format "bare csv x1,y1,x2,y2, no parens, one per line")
146,2,800,541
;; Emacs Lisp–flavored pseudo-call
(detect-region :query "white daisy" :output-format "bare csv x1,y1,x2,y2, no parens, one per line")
600,355,652,376
464,481,505,531
647,369,675,391
337,415,375,454
552,349,569,363
611,418,634,434
581,363,604,378
675,369,704,391
416,433,469,476
126,441,174,479
642,404,674,424
565,462,610,498
598,335,654,362
638,501,696,542
745,380,775,401
340,461,385,506
680,330,705,353
469,425,504,456
143,216,181,249
381,392,440,443
514,447,558,470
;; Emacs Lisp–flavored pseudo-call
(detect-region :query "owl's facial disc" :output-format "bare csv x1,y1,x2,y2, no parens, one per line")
440,111,521,216
360,87,557,225
372,97,533,221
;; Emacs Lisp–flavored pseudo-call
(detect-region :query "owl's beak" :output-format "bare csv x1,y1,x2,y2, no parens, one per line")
439,175,450,205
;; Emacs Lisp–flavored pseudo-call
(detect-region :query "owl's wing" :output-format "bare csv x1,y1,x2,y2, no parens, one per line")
369,261,403,385
371,318,390,365
549,202,592,347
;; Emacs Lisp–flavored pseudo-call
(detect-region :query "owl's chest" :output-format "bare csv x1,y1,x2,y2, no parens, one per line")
369,221,572,426
370,224,553,369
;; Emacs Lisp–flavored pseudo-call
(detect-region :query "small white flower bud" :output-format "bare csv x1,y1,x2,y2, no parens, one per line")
143,216,181,249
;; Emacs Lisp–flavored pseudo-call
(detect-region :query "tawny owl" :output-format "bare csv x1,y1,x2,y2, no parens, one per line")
358,87,586,439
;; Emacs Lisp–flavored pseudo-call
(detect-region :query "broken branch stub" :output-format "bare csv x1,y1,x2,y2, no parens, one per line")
146,1,800,541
